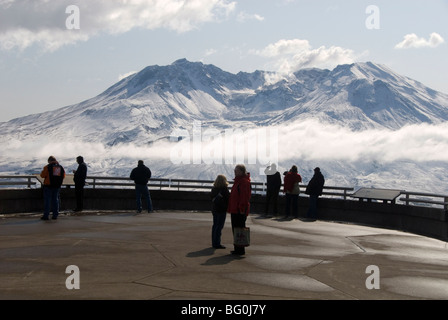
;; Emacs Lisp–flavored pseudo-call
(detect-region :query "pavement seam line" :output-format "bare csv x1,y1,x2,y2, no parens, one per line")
150,244,177,267
345,237,367,253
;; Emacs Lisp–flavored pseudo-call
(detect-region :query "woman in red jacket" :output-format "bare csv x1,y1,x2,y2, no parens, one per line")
283,165,302,219
227,164,251,255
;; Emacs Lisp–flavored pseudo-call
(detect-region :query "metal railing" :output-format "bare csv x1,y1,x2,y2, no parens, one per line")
0,174,446,210
87,176,353,199
0,174,354,198
399,191,448,211
0,175,37,188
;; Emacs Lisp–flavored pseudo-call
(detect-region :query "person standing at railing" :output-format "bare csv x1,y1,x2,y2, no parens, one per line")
264,163,282,217
73,156,87,212
40,156,65,221
130,160,153,213
210,174,230,249
283,165,302,219
305,167,325,221
227,164,251,256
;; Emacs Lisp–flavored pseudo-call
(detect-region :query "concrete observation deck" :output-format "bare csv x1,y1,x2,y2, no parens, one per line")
1,210,448,303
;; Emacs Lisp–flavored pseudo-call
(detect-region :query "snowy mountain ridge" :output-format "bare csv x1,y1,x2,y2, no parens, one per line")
1,59,448,194
2,59,448,145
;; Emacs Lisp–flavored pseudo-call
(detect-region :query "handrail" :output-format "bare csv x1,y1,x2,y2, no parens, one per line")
85,176,353,198
0,175,37,188
399,191,448,211
0,175,355,199
0,174,445,209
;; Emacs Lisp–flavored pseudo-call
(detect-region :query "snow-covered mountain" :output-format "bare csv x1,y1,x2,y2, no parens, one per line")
2,59,448,144
1,59,448,194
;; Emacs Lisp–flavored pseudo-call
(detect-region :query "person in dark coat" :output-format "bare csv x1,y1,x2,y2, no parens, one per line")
130,160,153,213
73,156,87,212
305,167,325,221
264,163,282,216
210,174,230,249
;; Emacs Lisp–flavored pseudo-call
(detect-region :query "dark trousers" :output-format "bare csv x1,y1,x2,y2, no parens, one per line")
307,195,319,219
43,186,60,219
265,189,279,215
135,184,153,212
284,193,298,217
212,211,226,247
231,213,247,254
75,184,84,211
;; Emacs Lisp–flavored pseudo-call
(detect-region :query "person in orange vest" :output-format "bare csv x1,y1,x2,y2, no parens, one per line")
40,156,66,220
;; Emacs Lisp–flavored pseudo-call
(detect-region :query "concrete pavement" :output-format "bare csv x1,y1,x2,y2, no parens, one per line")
1,210,448,301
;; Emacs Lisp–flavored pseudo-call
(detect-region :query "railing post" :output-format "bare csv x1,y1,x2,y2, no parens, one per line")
405,193,410,206
444,197,448,212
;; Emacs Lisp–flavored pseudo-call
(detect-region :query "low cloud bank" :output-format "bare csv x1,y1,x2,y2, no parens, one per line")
2,120,448,168
276,120,448,163
1,119,448,194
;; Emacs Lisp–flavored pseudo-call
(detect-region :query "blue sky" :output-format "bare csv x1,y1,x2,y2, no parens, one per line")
0,0,447,122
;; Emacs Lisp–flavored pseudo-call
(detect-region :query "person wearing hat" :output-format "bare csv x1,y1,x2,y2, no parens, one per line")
305,167,325,221
264,163,282,217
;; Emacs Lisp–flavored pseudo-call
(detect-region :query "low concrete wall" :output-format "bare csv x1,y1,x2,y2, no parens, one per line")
1,188,447,241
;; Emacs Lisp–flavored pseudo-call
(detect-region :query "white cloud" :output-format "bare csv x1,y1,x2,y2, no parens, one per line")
254,39,311,57
274,120,448,163
118,71,137,81
252,38,361,73
204,48,217,56
236,11,265,22
2,120,448,193
395,32,445,49
291,45,357,71
5,120,448,169
0,0,236,52
0,28,90,52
